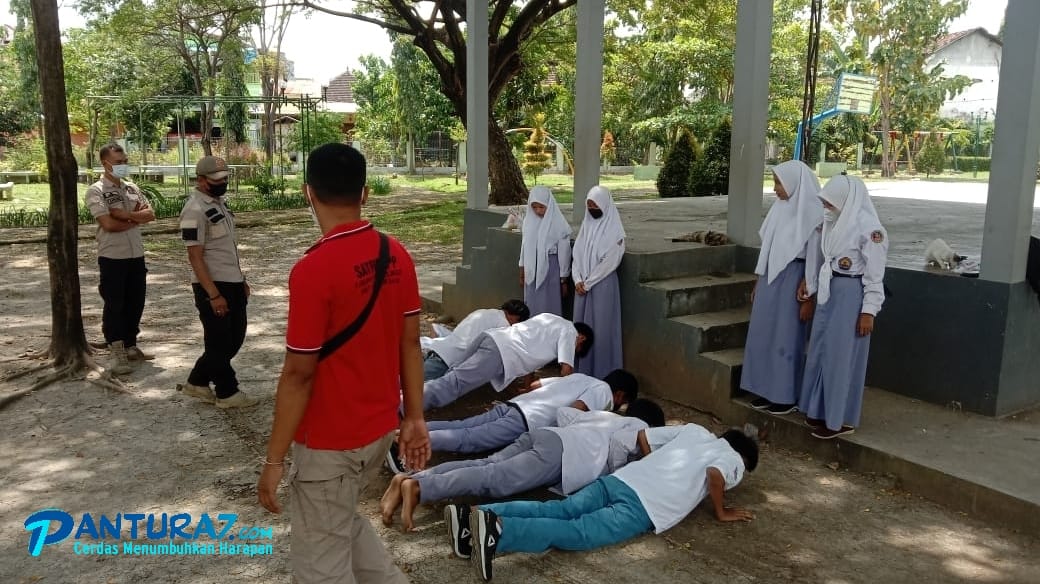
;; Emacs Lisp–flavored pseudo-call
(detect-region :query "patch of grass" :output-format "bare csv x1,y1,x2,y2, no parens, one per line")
370,198,467,245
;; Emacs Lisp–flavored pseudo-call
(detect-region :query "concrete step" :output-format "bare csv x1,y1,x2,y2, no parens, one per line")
670,307,751,353
621,243,739,283
644,273,756,317
725,389,1040,535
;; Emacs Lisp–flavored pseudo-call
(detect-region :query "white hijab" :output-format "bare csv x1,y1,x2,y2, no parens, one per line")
816,175,882,304
520,186,573,287
755,160,823,283
573,185,626,281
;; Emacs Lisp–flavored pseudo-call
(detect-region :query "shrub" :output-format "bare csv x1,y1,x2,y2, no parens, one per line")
915,139,946,177
656,132,696,198
251,167,287,197
688,118,731,197
368,175,392,195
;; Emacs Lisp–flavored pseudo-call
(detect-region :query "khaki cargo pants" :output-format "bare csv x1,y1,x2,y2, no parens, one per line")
290,433,408,584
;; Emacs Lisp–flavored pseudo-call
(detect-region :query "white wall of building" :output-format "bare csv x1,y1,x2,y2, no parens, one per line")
928,31,1002,120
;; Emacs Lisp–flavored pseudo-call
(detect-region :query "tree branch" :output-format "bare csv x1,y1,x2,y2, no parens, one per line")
295,0,414,35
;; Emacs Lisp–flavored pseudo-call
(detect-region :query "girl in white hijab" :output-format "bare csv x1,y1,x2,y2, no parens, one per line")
572,185,626,377
519,186,573,316
798,174,888,440
742,160,823,415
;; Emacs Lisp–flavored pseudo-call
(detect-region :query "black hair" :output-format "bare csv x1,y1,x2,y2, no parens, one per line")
500,299,531,321
625,398,664,427
573,322,594,357
602,369,638,405
721,429,759,472
306,143,366,205
99,143,125,161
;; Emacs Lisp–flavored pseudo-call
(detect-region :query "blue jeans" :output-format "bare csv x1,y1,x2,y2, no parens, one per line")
423,351,450,381
482,475,653,554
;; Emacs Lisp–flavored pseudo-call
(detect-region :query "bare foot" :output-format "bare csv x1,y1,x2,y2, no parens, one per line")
400,478,421,533
380,473,407,527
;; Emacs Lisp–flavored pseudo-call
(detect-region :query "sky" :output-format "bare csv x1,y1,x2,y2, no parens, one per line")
0,0,1009,86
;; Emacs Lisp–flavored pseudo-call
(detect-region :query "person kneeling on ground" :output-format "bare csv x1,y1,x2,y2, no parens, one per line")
386,370,638,473
421,300,531,381
452,422,760,581
421,313,593,411
382,400,666,533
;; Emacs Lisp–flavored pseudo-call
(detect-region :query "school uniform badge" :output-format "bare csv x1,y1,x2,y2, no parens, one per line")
838,257,853,271
871,230,884,243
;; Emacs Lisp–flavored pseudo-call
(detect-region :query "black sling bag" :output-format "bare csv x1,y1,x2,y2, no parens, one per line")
317,231,391,362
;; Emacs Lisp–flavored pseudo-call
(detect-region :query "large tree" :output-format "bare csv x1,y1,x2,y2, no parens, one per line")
252,0,296,163
299,0,577,205
827,0,971,176
91,0,259,156
22,0,91,395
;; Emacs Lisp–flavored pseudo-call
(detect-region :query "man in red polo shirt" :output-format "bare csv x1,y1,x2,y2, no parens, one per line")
258,143,430,584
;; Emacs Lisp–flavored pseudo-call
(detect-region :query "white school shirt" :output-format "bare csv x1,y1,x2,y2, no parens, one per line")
485,313,577,391
805,223,889,315
612,424,745,534
422,309,509,366
509,374,614,429
546,408,647,495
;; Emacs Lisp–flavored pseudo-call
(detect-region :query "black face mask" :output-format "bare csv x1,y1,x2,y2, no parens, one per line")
208,183,228,197
588,208,604,219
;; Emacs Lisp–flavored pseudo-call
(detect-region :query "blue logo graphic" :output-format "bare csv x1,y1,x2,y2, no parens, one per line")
23,509,275,557
24,509,74,556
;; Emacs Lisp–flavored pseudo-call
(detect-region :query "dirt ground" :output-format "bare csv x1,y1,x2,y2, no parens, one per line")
1,193,1038,584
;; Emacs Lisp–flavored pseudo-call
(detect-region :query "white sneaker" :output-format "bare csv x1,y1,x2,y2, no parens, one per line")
106,341,134,376
216,391,259,409
177,382,216,404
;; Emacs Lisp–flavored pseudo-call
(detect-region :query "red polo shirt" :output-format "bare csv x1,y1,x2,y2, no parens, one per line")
286,221,421,450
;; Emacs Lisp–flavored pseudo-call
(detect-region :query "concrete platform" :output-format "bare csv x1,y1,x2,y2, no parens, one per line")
422,189,1040,532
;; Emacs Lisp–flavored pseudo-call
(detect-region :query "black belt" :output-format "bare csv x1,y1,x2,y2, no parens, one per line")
504,401,530,431
832,271,862,279
792,258,806,263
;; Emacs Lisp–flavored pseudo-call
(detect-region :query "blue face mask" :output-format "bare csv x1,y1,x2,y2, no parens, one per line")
111,164,130,178
824,209,839,223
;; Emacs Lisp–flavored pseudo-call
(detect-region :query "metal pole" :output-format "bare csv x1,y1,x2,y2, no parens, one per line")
974,112,980,178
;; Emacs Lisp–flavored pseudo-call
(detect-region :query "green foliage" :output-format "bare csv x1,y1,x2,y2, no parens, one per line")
954,156,990,173
288,113,346,155
656,132,696,198
0,136,48,173
522,113,553,182
914,137,946,177
250,167,287,197
688,118,732,197
368,175,392,195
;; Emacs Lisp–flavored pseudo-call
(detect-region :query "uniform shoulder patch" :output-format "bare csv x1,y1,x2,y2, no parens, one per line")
180,219,199,241
871,230,884,244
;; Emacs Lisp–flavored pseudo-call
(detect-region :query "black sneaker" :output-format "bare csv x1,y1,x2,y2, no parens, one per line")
766,403,797,415
444,504,472,559
470,508,500,581
385,442,406,474
750,397,772,410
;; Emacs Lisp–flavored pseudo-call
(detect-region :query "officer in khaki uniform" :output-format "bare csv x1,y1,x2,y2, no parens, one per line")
84,143,155,375
177,156,258,408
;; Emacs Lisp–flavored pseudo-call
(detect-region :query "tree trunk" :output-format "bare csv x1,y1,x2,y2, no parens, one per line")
201,102,214,157
30,0,90,368
487,119,527,206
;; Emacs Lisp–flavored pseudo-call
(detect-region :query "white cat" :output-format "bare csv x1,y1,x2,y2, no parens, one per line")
925,238,965,270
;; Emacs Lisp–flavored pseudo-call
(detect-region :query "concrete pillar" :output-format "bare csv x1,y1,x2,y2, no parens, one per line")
980,0,1040,283
726,0,773,246
573,0,605,222
465,0,489,209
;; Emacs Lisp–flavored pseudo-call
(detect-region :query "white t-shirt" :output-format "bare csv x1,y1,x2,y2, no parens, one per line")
545,408,647,495
485,313,577,391
510,374,614,429
422,308,509,366
612,424,745,534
